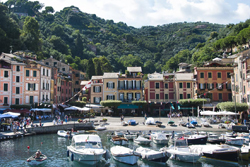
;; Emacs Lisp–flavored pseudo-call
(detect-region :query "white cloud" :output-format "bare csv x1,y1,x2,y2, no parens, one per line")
2,0,250,27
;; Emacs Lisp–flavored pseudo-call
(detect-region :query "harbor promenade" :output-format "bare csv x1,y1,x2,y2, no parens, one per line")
0,116,230,141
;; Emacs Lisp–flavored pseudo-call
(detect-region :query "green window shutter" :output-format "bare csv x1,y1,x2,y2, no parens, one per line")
113,83,115,88
113,95,115,100
93,86,95,92
26,70,29,77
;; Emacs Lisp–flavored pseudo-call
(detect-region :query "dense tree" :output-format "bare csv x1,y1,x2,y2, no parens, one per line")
20,16,40,52
45,6,54,13
49,35,69,54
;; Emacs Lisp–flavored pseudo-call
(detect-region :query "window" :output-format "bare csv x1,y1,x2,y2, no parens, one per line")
156,94,159,99
75,81,79,85
4,71,8,77
16,66,20,72
76,73,79,77
4,83,8,91
207,83,213,90
107,95,115,100
187,83,190,88
95,97,100,103
219,93,222,100
187,94,191,99
165,94,168,99
227,72,231,78
200,73,204,78
4,97,8,104
94,86,101,93
15,98,19,105
33,71,37,77
107,82,115,89
165,83,168,89
156,83,159,89
47,69,48,76
62,68,65,71
16,76,20,82
244,86,246,94
46,62,49,65
26,70,29,77
208,72,212,78
217,72,221,78
16,87,20,94
180,94,183,99
199,83,206,89
43,69,45,76
54,62,57,66
229,93,232,101
179,83,183,88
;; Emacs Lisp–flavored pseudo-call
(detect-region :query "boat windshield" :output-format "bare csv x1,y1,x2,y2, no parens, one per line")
75,142,102,149
175,140,188,147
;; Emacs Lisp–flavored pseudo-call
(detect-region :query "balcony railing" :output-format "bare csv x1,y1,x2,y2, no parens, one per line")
118,87,141,90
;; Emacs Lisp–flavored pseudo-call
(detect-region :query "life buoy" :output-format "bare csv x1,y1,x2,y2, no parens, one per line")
71,153,74,161
67,150,69,157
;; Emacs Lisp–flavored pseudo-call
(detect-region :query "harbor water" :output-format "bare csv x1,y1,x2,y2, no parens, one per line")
0,131,248,167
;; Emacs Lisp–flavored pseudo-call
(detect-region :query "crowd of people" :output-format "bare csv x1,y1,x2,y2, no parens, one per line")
52,115,72,125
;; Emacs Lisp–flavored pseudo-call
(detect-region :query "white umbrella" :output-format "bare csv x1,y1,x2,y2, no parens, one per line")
3,112,20,116
64,106,79,111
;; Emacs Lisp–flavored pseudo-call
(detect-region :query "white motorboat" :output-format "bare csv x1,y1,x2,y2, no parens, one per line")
57,130,74,138
96,124,106,131
111,146,139,165
207,133,225,144
114,131,124,137
185,135,208,145
124,131,137,140
67,134,106,165
226,137,245,146
164,140,201,163
152,133,169,145
111,136,128,145
135,147,168,162
189,144,240,163
134,136,151,145
27,152,47,165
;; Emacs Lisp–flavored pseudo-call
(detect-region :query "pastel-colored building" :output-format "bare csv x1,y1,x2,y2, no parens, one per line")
118,67,143,102
0,55,26,107
175,73,195,101
103,73,119,100
24,61,40,104
90,76,103,103
194,58,233,102
40,63,52,103
61,78,72,103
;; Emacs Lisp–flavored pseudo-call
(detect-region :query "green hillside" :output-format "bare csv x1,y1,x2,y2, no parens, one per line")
2,1,249,77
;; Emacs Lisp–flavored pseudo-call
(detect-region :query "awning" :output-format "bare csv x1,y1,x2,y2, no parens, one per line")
117,104,138,109
180,107,197,110
30,108,51,112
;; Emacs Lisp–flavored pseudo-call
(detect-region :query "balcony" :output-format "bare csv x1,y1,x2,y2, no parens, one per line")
118,87,141,90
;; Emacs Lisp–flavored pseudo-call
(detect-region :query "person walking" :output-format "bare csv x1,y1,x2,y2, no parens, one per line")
65,115,68,124
144,113,147,122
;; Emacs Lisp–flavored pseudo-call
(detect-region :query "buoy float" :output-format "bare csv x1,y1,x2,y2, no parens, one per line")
27,146,30,151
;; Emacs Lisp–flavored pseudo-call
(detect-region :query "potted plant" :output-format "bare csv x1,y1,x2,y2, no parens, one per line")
78,119,82,123
224,121,230,124
103,118,107,122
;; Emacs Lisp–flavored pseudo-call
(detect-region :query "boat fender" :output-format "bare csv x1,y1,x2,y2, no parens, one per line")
67,150,69,157
71,153,74,161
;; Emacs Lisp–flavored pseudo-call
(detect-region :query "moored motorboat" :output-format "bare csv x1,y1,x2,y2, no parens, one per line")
225,137,245,146
111,136,128,145
163,140,201,163
207,133,225,144
124,131,137,140
114,131,124,137
111,146,139,165
134,136,151,145
121,121,128,126
186,135,208,145
135,147,168,162
152,133,169,145
27,151,47,165
189,144,240,163
67,134,107,165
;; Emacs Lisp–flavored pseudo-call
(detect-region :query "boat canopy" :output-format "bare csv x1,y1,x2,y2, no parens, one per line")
73,134,102,143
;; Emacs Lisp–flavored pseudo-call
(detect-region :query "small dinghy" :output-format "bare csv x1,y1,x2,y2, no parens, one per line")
128,119,137,126
27,151,47,165
226,137,245,146
134,136,151,145
207,133,225,144
155,121,162,127
111,136,128,145
111,146,139,165
145,117,155,125
168,120,175,125
135,147,168,162
121,121,128,126
96,124,106,131
57,130,74,138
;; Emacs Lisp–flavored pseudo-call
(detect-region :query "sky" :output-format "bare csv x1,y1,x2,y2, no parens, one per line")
2,0,250,28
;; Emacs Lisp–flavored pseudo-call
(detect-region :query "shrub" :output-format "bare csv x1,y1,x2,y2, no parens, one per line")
178,99,207,106
78,119,82,123
216,102,248,112
103,118,107,121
